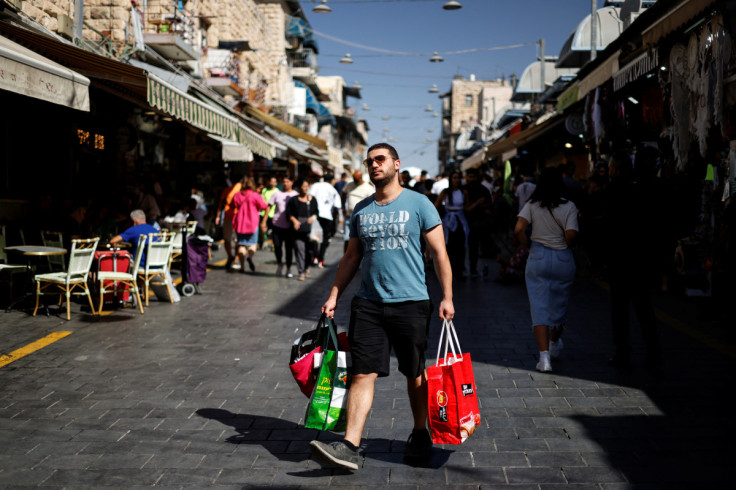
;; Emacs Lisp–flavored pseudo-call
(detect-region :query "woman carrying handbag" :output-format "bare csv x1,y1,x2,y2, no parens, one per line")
286,177,319,281
514,167,579,373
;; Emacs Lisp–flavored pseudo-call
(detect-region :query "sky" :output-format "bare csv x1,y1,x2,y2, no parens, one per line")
302,0,606,174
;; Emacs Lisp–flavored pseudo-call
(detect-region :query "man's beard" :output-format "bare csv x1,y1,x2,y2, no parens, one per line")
370,166,396,188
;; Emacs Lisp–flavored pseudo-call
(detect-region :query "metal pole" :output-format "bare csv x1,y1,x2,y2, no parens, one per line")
74,0,84,44
590,0,597,61
539,39,545,97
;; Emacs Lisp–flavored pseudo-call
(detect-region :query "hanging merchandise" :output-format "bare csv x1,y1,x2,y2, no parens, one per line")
667,14,735,169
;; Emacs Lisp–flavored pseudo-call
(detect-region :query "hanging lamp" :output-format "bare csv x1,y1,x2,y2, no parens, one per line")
313,0,332,14
442,1,462,10
428,84,439,93
340,53,353,64
429,51,444,62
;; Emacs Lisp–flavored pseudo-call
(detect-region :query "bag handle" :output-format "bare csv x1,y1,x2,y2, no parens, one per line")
435,319,464,366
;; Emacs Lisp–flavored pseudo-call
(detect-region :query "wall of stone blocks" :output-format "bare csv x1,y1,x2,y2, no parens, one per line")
21,0,74,34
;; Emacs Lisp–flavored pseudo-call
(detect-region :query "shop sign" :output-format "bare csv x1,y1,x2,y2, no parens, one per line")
613,48,659,91
557,84,579,112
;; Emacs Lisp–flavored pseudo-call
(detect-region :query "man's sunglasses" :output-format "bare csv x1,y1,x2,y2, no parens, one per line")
363,154,393,166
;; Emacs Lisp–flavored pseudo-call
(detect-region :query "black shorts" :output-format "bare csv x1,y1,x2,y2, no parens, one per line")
348,296,432,378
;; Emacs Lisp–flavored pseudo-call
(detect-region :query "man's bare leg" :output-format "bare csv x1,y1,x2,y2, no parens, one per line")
407,372,428,430
344,373,377,447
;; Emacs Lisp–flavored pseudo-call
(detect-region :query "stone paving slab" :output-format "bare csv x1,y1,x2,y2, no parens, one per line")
1,234,735,488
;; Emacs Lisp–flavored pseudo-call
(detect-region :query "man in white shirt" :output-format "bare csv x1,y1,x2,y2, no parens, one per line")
341,170,374,252
515,175,536,212
431,171,450,196
309,175,342,267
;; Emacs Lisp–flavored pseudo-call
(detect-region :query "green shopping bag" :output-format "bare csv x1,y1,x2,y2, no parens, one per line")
304,318,350,432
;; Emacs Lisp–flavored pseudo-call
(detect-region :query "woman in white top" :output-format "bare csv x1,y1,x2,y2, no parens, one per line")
514,167,578,373
435,170,470,280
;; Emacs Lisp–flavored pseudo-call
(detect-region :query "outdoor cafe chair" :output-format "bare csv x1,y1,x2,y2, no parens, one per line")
0,234,27,306
33,237,99,320
40,230,66,272
97,234,146,315
169,220,197,270
138,232,175,306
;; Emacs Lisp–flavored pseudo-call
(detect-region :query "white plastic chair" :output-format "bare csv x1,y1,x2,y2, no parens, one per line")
138,232,175,306
97,235,147,315
33,237,99,320
169,220,197,269
41,230,66,272
0,234,27,306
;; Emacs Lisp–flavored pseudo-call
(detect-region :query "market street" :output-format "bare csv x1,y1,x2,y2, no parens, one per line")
1,241,734,488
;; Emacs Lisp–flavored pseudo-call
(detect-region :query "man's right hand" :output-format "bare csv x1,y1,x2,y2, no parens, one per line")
322,296,337,319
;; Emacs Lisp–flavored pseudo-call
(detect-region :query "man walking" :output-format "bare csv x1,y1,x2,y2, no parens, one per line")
309,174,342,268
341,170,373,252
309,143,455,470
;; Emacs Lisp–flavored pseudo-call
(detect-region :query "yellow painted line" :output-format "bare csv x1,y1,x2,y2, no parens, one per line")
0,331,72,368
211,258,227,267
592,279,735,360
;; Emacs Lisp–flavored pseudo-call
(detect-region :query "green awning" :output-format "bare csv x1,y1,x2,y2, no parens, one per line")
147,74,277,158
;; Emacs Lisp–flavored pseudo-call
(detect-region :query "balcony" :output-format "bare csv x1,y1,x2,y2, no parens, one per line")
205,78,244,97
204,48,242,96
143,1,196,61
290,49,318,83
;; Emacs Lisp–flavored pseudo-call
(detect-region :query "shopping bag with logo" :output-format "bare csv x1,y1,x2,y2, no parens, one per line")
289,314,330,397
427,319,481,444
304,318,351,432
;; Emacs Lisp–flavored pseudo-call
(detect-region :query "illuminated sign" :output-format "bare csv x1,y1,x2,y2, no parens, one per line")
76,128,105,150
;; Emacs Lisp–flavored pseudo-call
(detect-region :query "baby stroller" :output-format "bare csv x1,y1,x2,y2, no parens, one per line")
179,232,213,297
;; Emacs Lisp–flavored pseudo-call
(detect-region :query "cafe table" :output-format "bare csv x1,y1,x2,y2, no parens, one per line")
4,245,67,314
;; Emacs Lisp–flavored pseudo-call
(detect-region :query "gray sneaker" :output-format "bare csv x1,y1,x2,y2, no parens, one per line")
309,440,360,470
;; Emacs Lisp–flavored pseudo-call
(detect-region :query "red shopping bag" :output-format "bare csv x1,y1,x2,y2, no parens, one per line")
427,320,481,444
289,314,350,397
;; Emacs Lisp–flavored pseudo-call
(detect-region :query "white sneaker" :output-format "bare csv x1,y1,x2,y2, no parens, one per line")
536,351,552,373
549,338,563,359
286,268,294,278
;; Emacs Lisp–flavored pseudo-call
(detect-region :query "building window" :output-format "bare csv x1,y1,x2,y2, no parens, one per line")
465,94,473,106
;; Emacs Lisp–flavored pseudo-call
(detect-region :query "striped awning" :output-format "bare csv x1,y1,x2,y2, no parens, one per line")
148,74,239,140
147,74,277,158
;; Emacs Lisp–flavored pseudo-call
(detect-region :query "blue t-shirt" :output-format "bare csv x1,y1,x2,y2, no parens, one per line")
350,189,442,302
119,223,158,265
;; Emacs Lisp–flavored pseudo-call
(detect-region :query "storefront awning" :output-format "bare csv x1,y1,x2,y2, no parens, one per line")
483,113,566,160
460,146,487,171
245,104,327,150
147,74,279,158
285,15,319,53
264,127,328,164
207,133,253,162
294,80,333,125
0,33,89,111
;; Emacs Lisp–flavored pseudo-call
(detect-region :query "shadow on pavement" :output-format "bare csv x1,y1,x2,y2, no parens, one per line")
195,408,452,472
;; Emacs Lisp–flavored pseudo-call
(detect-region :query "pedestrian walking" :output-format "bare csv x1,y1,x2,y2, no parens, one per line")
309,175,342,268
435,170,470,280
266,176,298,277
514,167,578,373
308,143,455,470
232,176,268,273
463,168,492,277
286,177,318,281
341,170,374,253
600,153,662,370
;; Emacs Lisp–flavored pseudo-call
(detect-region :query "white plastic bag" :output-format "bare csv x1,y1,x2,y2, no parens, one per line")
309,218,323,243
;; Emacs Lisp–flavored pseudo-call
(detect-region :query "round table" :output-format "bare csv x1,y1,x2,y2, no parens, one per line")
4,245,68,257
3,246,67,313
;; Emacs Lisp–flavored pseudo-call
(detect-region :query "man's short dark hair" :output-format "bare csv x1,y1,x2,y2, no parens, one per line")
367,142,399,160
465,168,479,176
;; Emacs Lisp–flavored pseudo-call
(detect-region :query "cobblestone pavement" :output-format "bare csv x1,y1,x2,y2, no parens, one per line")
1,235,734,489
